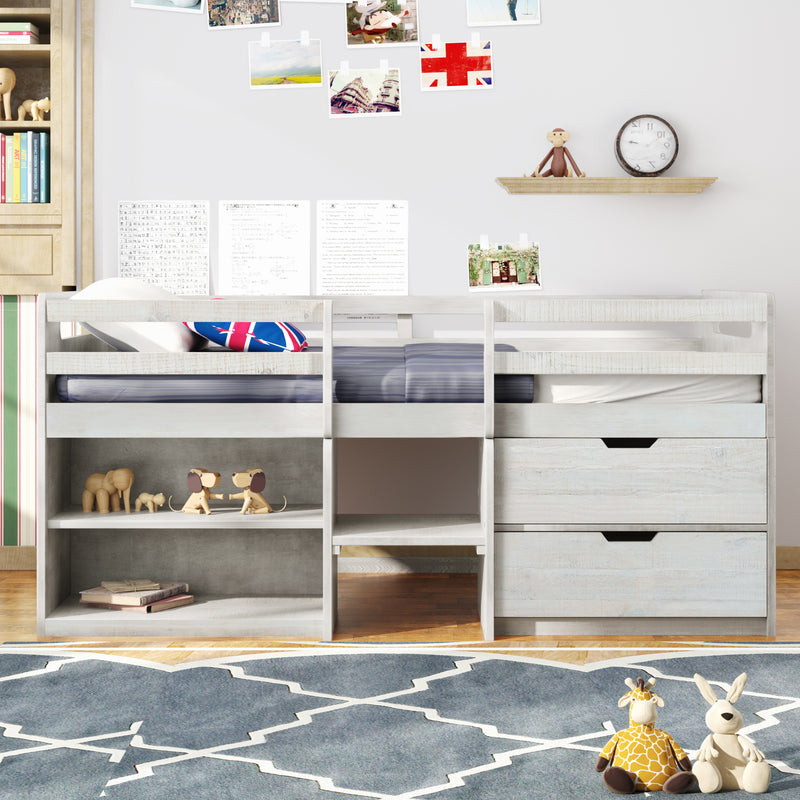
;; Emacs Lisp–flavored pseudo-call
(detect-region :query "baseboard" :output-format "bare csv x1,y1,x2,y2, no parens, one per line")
0,546,35,570
777,546,800,569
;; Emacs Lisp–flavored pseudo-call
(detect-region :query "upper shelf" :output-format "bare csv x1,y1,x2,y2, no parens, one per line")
496,177,718,195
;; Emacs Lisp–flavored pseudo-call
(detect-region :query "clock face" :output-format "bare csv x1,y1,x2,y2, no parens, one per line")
615,115,679,176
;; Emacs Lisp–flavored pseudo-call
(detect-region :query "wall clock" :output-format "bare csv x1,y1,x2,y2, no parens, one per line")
615,114,679,177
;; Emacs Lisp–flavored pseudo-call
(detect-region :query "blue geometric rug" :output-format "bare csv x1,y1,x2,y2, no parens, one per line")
1,646,799,799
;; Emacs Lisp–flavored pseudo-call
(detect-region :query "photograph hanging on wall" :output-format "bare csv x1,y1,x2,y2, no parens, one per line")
420,40,493,90
468,241,541,290
329,67,401,115
249,38,323,88
208,0,279,28
346,1,420,47
466,0,541,26
131,0,204,12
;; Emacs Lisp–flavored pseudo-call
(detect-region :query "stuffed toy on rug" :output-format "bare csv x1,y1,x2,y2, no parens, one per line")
596,676,698,794
691,672,771,793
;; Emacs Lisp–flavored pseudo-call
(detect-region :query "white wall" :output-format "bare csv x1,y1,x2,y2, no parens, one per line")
95,1,799,543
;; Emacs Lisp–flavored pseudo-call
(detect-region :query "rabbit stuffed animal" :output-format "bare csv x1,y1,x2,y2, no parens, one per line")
692,673,771,793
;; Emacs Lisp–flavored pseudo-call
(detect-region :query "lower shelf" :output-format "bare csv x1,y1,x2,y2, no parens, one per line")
41,595,324,637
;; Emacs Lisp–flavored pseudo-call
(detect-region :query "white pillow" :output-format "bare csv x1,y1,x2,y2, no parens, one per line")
71,278,205,352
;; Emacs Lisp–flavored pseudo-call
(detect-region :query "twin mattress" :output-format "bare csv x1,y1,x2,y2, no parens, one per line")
56,344,534,404
54,343,762,404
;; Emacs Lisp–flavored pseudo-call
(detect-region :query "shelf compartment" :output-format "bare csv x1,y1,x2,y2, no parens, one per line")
48,505,324,529
496,176,717,194
333,514,485,548
42,595,324,637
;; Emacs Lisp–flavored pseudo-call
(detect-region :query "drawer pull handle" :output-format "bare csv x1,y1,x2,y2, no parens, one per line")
601,438,658,449
602,532,657,542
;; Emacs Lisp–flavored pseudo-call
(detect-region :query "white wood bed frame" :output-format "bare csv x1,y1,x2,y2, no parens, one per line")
37,291,774,640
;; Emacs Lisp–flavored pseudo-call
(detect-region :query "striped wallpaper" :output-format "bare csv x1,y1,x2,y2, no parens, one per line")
0,296,37,548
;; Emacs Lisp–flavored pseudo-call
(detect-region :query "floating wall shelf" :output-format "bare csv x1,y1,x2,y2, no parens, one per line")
496,177,718,195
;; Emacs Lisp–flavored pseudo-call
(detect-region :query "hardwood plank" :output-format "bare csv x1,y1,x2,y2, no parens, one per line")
2,571,799,665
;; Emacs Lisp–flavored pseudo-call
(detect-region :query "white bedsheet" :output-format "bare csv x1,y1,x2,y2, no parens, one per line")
534,374,762,404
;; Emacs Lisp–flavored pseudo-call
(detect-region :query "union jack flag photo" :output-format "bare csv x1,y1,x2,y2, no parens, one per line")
419,40,493,90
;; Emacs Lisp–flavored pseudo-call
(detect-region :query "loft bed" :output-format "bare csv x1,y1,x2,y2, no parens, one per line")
37,291,774,640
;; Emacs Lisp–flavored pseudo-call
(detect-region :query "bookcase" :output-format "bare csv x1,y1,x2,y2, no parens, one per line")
0,0,76,293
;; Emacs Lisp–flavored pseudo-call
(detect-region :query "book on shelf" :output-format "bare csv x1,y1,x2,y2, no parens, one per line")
39,131,49,203
100,579,161,593
0,22,39,44
12,132,19,203
82,594,195,614
0,132,49,203
79,581,189,607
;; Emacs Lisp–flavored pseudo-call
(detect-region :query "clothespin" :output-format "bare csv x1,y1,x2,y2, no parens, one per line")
380,58,389,73
261,31,270,47
479,235,489,250
340,60,350,76
299,30,310,46
430,33,441,51
518,233,530,249
471,32,481,48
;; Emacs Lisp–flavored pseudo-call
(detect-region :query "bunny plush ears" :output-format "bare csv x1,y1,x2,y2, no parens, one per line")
694,672,748,705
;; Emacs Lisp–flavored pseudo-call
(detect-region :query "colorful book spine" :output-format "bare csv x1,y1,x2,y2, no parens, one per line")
12,132,20,203
5,135,13,204
0,133,5,203
0,22,39,34
40,132,49,203
31,133,40,203
25,131,32,203
19,132,28,203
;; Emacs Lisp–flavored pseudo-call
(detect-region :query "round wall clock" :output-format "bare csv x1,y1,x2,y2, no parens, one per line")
615,114,679,177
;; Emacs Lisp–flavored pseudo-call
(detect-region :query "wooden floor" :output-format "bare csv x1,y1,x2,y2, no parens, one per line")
2,570,798,666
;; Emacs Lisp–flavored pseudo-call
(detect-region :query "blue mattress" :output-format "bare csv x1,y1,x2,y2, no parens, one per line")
55,344,534,404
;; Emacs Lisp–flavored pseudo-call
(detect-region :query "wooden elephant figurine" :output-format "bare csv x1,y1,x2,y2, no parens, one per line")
82,468,135,514
0,68,16,121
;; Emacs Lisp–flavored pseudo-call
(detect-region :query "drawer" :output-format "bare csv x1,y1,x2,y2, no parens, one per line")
0,233,54,276
495,438,766,525
495,531,767,618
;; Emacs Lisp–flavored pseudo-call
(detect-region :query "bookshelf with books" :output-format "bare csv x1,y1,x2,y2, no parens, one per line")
0,0,76,293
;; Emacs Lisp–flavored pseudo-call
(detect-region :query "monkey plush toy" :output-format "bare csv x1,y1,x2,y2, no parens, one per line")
532,127,585,178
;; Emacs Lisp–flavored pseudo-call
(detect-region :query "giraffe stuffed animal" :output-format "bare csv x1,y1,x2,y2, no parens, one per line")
596,676,698,794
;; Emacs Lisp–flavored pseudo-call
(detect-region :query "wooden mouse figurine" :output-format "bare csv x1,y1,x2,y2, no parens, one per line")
532,127,585,178
168,468,223,514
229,468,287,514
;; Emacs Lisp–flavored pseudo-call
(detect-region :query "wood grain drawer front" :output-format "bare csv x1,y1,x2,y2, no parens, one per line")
0,233,54,276
495,438,766,525
495,531,767,618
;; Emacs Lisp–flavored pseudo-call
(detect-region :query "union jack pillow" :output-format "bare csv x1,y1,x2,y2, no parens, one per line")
183,321,308,352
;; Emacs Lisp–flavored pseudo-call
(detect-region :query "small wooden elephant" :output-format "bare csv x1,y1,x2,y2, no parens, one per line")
0,67,16,122
135,492,166,512
83,468,135,514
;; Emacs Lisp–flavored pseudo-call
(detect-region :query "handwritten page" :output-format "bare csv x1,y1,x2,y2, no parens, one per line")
118,201,209,295
317,200,408,295
218,201,311,295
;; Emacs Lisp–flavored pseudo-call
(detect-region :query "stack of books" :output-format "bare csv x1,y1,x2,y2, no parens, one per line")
79,580,193,613
0,132,50,203
0,22,39,44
